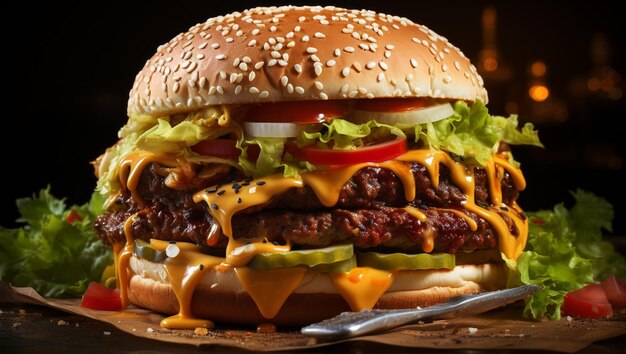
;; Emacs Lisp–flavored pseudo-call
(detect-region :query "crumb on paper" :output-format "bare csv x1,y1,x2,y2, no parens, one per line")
12,322,21,328
566,316,573,322
194,327,209,336
146,327,155,333
468,327,478,334
57,320,68,326
103,331,111,336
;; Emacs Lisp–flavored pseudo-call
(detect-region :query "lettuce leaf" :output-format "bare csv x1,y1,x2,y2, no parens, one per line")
237,136,314,178
297,119,405,150
0,188,113,298
512,190,625,320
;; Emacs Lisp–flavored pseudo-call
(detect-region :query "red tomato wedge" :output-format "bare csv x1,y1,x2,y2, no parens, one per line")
191,139,240,160
562,284,613,319
80,282,122,311
354,98,429,112
244,100,348,123
66,210,81,224
289,136,407,165
601,276,626,309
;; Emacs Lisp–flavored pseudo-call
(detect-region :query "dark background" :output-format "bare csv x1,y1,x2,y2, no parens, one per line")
2,1,624,234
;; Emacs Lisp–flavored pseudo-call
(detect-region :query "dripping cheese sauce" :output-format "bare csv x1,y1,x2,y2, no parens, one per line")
114,148,527,329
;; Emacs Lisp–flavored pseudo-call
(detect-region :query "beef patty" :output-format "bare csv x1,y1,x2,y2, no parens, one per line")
94,160,521,253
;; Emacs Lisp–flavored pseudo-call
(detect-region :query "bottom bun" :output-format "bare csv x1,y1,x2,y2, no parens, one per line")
127,258,507,326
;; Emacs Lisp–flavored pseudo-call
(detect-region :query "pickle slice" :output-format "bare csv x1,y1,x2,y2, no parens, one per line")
134,239,167,263
248,244,354,270
357,252,455,270
310,255,357,273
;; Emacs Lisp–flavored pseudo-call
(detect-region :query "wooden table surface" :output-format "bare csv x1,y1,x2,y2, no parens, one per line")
2,301,625,354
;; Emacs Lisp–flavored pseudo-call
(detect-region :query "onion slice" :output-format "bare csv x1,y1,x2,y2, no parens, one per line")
244,122,310,138
348,102,455,125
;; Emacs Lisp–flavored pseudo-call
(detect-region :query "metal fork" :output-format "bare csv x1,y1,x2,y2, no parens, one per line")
301,285,540,341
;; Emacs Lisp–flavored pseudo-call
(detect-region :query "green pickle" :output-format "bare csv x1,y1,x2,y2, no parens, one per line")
310,255,357,273
134,239,167,263
357,252,455,270
248,244,354,270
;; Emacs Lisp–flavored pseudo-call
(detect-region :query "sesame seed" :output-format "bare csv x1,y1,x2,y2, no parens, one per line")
341,84,349,93
344,46,355,53
271,51,281,58
208,86,216,95
299,16,306,22
254,61,264,70
263,43,270,51
287,41,295,48
248,39,257,47
348,90,358,98
334,48,341,57
186,61,197,73
199,42,208,49
295,86,305,94
173,82,180,93
306,47,318,54
377,72,385,82
268,37,277,45
275,43,284,50
315,81,324,90
239,62,248,71
310,54,320,62
314,32,325,38
235,85,242,94
219,71,227,79
410,58,418,68
464,72,471,79
287,83,294,93
421,40,429,47
314,64,323,76
211,203,219,210
366,61,376,69
278,60,288,66
252,29,260,35
249,87,260,94
259,91,269,98
353,62,362,72
379,61,388,70
319,92,329,100
294,25,301,32
216,54,226,60
225,38,234,43
196,53,205,60
352,32,360,40
385,50,391,59
229,73,237,83
294,64,302,74
385,44,395,50
302,35,310,42
268,59,277,66
237,198,242,204
216,85,224,94
412,37,420,43
342,67,350,77
406,73,414,81
256,181,266,186
199,77,206,88
282,53,289,61
359,43,369,51
326,60,336,67
286,31,294,38
454,61,461,70
442,64,448,72
281,76,288,86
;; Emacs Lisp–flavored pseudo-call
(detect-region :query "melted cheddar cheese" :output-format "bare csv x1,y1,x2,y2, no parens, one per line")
113,146,528,329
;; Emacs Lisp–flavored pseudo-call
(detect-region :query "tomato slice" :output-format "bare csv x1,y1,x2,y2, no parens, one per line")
289,136,407,165
601,276,626,309
562,284,613,319
191,139,240,160
80,281,122,311
354,98,429,112
245,100,348,123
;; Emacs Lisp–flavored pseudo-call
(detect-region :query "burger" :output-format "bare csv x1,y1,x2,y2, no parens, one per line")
93,5,542,328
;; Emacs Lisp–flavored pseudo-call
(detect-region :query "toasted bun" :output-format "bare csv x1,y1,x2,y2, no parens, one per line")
127,256,506,326
128,5,487,116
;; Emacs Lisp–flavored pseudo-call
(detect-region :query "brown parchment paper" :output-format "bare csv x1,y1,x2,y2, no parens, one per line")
5,286,626,352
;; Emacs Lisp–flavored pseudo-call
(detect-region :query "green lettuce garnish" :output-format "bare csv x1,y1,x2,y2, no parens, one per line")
510,190,625,320
0,188,113,298
297,119,405,150
237,136,315,178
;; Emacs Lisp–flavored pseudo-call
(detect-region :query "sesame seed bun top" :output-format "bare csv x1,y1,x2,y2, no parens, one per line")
128,5,488,116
